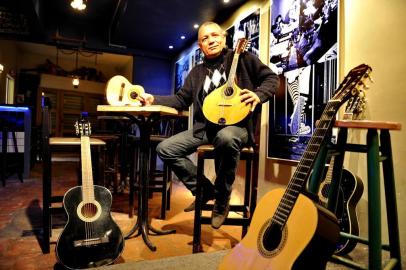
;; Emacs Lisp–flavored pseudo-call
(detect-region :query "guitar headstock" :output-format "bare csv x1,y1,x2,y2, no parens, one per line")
235,38,249,54
74,113,92,137
343,89,367,120
331,64,373,107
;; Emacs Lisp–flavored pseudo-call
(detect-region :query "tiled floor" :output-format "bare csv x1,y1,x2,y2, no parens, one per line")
0,161,401,269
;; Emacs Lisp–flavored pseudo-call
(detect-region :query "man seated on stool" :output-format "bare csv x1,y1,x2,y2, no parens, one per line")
139,22,279,229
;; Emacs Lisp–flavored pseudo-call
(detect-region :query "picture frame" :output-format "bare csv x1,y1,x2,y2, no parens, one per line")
267,0,339,161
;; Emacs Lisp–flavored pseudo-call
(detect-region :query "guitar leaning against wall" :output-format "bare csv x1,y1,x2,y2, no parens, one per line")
56,114,124,269
218,64,372,270
317,92,366,255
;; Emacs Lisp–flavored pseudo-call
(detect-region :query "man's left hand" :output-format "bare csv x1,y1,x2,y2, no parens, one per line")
240,89,260,112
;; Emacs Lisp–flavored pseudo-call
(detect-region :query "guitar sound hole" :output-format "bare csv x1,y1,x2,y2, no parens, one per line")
81,203,98,218
262,223,283,252
130,91,139,99
225,87,234,96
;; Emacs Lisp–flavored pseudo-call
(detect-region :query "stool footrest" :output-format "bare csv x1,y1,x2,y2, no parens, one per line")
201,204,248,213
50,196,64,203
331,255,367,270
344,143,368,153
200,216,250,226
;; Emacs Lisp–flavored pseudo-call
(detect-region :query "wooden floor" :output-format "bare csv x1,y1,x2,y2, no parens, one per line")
0,160,398,269
0,161,244,270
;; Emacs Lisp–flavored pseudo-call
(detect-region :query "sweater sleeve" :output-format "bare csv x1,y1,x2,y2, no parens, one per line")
243,52,280,103
154,69,196,110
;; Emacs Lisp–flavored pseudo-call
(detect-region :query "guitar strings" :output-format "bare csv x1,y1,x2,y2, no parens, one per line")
272,75,356,228
272,101,338,228
81,135,96,246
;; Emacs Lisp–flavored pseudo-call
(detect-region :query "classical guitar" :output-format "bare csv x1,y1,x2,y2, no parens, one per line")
56,116,124,269
318,92,366,255
105,75,145,106
202,38,250,125
218,64,372,270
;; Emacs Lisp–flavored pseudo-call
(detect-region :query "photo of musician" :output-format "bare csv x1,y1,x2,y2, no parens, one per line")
226,9,260,57
138,21,279,229
270,0,338,73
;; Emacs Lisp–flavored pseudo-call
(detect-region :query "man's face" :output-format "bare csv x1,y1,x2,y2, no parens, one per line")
198,24,226,59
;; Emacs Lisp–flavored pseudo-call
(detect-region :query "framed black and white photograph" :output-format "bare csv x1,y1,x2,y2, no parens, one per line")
175,45,203,93
267,0,339,161
226,9,260,57
174,55,190,93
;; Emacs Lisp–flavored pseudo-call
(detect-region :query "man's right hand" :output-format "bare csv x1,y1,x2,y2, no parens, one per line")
138,93,154,106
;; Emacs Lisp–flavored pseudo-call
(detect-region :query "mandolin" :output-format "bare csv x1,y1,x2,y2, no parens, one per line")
202,38,250,125
105,75,145,106
56,115,124,269
218,64,372,270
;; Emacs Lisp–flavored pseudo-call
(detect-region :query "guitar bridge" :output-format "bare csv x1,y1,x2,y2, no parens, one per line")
73,236,109,247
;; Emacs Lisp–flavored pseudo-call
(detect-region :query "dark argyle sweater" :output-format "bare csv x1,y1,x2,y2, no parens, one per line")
154,48,280,142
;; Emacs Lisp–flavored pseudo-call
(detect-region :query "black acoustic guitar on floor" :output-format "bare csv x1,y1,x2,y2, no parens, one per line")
56,115,124,269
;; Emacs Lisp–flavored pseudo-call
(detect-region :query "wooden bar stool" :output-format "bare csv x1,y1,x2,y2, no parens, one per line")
311,120,402,270
193,144,259,253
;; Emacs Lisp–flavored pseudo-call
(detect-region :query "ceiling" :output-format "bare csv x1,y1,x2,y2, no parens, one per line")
1,0,248,60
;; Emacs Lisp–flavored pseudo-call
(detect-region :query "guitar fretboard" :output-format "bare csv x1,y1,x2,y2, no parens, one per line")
81,136,95,202
272,100,340,226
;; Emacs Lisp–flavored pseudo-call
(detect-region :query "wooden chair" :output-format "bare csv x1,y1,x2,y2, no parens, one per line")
41,102,106,253
192,113,261,253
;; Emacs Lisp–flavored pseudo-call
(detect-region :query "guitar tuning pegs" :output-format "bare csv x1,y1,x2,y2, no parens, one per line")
359,81,370,90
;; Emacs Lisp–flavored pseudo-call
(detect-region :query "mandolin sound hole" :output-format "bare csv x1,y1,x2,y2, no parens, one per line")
218,118,226,125
81,203,98,218
224,87,234,96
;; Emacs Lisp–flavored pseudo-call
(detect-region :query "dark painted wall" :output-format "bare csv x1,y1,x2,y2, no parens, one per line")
132,56,173,96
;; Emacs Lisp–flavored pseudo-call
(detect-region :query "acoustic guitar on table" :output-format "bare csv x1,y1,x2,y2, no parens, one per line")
202,38,251,126
105,75,145,106
317,92,366,255
218,64,372,270
56,115,124,269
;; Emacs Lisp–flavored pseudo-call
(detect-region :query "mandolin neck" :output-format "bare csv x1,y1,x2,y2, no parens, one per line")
226,51,241,87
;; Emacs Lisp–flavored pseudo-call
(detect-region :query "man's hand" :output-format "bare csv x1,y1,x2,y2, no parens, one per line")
240,89,260,112
138,93,154,106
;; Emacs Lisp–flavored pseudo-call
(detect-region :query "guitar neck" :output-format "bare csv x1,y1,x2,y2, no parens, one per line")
80,136,95,201
273,100,341,226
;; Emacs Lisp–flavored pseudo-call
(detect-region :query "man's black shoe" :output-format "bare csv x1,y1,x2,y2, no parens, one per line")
211,198,230,229
184,192,214,212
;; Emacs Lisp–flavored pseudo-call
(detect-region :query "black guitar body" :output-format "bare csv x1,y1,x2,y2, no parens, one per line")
334,169,364,254
56,185,124,269
319,167,364,255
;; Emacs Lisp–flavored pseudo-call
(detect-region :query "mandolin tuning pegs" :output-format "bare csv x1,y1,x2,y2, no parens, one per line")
367,73,374,83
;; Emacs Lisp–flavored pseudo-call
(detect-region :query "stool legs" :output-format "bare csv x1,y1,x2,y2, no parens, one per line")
42,137,51,254
367,129,382,270
193,155,204,253
1,130,6,186
380,130,401,270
